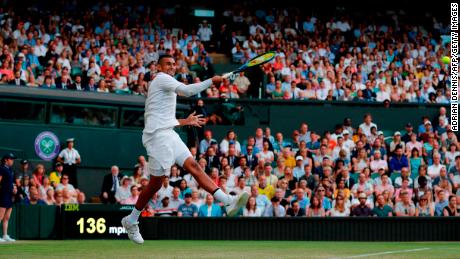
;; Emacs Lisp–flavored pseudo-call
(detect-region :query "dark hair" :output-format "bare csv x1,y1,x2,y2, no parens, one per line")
158,54,174,63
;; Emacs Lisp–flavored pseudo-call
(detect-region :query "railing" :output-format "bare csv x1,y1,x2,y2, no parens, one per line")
6,204,460,241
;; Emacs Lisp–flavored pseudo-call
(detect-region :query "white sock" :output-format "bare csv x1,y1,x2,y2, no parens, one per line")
127,208,142,224
213,189,231,205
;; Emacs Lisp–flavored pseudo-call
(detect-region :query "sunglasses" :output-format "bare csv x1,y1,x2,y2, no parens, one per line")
420,199,428,201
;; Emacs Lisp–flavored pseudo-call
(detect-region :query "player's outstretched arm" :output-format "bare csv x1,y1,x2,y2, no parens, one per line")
178,111,206,127
175,76,223,97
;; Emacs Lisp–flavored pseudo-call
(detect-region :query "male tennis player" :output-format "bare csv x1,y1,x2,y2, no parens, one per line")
122,54,249,244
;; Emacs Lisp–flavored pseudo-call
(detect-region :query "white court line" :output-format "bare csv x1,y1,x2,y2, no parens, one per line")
332,248,430,259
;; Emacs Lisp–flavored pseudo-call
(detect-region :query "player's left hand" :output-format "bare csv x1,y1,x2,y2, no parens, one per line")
186,111,206,127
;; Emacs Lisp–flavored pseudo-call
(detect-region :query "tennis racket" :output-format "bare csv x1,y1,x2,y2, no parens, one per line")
222,51,276,79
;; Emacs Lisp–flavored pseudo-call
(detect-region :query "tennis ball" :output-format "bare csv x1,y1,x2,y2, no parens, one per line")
441,56,451,64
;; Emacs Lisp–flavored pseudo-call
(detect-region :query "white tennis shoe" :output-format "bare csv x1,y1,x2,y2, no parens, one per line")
2,235,15,242
121,216,144,244
226,192,250,217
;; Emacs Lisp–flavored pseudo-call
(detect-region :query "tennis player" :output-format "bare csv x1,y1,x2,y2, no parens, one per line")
122,54,249,244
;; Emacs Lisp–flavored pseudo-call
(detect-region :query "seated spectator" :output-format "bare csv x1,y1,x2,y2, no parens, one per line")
198,194,223,217
394,191,416,216
394,178,414,202
77,192,86,204
177,193,198,217
351,173,374,206
415,194,434,216
191,189,204,208
409,148,424,177
250,185,269,214
433,166,453,193
443,195,459,216
121,186,140,205
351,193,372,216
115,176,132,203
100,166,125,204
389,146,409,174
23,186,46,205
291,188,310,211
286,200,306,217
258,175,275,200
374,173,394,197
263,197,286,217
157,176,174,201
372,194,393,217
233,176,250,195
44,189,55,205
62,189,78,204
328,195,349,217
258,140,275,164
428,153,445,179
169,165,182,188
394,166,413,188
56,174,77,197
306,195,325,217
155,197,177,217
169,187,185,210
49,162,64,188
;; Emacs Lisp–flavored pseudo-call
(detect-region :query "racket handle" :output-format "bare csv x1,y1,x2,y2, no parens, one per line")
222,72,233,79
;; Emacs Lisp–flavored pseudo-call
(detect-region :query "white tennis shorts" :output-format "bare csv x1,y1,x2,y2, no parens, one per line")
142,128,191,176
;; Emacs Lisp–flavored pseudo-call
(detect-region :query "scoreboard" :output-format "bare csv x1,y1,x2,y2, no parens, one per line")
62,204,133,239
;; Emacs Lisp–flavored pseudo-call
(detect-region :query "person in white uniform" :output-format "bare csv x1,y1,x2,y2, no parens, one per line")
122,54,249,244
57,138,81,188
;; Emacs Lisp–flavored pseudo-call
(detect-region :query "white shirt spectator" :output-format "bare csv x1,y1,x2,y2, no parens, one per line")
157,185,173,201
376,91,390,102
243,207,263,217
427,164,445,179
197,25,212,42
359,122,377,138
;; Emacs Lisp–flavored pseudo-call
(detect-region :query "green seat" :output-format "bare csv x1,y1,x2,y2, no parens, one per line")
371,173,381,180
382,130,393,138
71,67,82,77
390,172,401,183
350,172,359,183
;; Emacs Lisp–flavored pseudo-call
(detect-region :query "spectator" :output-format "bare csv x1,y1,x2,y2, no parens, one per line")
434,190,449,216
115,177,132,204
263,197,286,217
157,176,174,201
328,195,349,217
415,194,434,216
49,162,64,188
428,153,445,179
306,195,325,217
198,194,223,217
233,72,251,98
155,197,176,217
177,193,198,217
389,146,409,174
286,200,306,217
100,165,125,204
351,193,372,216
258,175,275,200
443,195,459,216
14,159,32,188
394,191,416,216
23,186,46,205
372,194,393,217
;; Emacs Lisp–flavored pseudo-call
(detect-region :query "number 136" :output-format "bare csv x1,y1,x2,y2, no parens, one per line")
76,217,106,234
